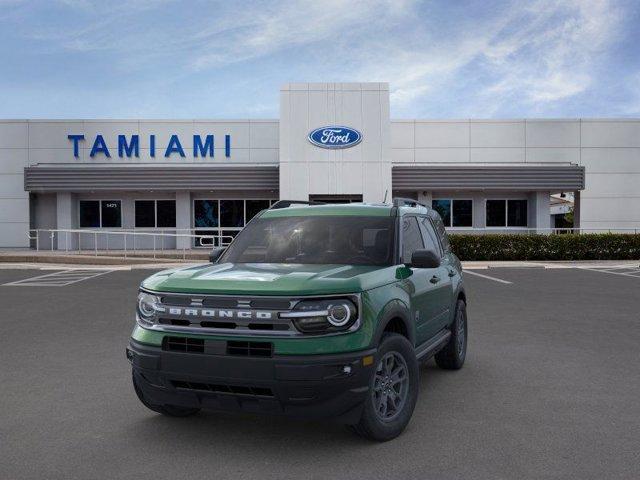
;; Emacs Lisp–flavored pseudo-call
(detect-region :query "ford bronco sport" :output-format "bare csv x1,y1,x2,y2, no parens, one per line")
127,198,467,441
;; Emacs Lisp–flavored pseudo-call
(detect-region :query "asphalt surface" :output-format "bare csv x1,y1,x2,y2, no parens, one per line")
1,266,639,480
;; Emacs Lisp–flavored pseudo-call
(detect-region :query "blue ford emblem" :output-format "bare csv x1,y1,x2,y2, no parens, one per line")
308,126,362,149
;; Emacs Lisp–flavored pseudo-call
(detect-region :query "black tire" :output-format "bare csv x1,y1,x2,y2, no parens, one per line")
435,299,467,370
351,333,419,441
132,372,200,417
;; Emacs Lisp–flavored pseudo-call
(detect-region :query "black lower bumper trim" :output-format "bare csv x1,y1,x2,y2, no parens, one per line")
128,339,376,422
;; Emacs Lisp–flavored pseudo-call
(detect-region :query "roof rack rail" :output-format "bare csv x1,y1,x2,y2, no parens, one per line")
269,200,325,210
392,197,428,208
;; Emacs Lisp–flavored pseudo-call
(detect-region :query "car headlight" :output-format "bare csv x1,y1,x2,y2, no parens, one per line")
137,291,161,325
281,298,358,334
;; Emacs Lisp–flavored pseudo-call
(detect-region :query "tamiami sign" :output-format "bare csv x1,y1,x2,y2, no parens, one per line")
67,134,232,158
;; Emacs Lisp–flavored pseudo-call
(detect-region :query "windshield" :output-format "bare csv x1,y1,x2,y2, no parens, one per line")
220,215,396,266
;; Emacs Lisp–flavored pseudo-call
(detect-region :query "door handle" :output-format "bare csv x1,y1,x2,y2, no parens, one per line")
430,275,440,284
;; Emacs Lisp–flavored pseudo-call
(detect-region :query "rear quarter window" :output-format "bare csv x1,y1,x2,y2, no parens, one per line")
429,212,451,253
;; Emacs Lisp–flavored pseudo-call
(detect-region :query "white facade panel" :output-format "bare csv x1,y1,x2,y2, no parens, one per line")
580,198,640,224
138,121,194,150
249,122,279,149
28,121,84,148
414,148,469,163
580,148,640,172
525,120,580,147
0,222,30,247
0,174,28,198
392,149,415,163
414,121,468,148
0,149,29,173
583,173,640,196
391,122,414,149
470,148,525,163
0,198,29,222
526,148,580,164
193,122,251,149
0,121,28,148
470,121,525,148
581,120,640,148
82,121,139,149
279,82,390,202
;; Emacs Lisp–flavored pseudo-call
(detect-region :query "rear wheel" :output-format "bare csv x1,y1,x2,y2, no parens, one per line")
132,372,200,417
351,333,419,441
435,299,467,370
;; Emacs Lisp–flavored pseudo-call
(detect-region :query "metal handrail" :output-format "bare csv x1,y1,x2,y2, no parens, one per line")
27,228,235,259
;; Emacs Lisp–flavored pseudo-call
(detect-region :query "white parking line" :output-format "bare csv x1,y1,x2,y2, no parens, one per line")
2,269,115,287
463,270,513,284
577,266,640,279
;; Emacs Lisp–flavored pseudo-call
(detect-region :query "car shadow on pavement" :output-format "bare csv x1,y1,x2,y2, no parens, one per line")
123,360,457,452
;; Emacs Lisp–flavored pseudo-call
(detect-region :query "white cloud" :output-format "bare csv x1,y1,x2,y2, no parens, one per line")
189,0,416,70
4,0,631,117
360,0,624,114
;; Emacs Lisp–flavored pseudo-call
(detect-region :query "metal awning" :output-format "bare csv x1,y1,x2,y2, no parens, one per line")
392,164,585,191
24,164,279,192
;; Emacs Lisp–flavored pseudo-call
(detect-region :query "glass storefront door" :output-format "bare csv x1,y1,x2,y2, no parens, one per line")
193,199,272,247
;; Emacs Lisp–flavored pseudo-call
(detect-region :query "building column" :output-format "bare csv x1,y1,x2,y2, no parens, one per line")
528,191,550,233
175,191,191,250
417,191,432,206
56,192,78,250
573,191,581,230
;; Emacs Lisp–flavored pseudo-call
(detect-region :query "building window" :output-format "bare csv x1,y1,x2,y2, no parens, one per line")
135,201,155,228
432,199,473,227
79,200,121,228
246,200,270,222
193,199,275,247
507,200,528,227
157,200,176,228
220,200,244,227
194,200,219,228
135,200,176,228
486,200,506,227
486,199,528,227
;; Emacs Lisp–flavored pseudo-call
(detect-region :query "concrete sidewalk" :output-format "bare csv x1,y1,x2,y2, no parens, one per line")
463,260,640,269
0,249,638,269
0,249,208,266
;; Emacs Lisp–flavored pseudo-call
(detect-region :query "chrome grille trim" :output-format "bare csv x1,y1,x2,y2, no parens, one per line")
138,289,362,337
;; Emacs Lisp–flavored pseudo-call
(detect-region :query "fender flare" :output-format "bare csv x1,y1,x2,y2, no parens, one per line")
371,299,415,347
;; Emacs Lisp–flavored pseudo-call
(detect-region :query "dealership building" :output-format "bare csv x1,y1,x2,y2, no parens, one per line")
0,82,638,249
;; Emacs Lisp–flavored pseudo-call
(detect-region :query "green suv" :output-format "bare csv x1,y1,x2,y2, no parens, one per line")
127,198,468,441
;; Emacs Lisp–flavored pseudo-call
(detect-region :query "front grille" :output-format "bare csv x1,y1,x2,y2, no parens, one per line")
163,336,204,353
148,293,360,337
227,340,273,357
171,380,274,397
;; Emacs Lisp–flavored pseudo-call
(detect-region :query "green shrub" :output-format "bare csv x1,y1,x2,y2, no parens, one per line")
448,233,640,261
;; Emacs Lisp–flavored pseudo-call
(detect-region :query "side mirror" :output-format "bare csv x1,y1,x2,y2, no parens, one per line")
409,249,441,269
209,246,226,263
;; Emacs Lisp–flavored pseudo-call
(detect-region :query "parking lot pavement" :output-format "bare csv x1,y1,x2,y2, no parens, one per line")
1,267,639,480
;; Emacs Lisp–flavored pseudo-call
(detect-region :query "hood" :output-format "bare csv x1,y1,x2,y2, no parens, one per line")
141,262,397,296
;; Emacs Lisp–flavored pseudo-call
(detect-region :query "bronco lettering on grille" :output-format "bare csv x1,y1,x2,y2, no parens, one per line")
165,307,273,320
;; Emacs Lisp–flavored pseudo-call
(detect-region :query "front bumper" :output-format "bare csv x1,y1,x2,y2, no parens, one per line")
128,339,376,423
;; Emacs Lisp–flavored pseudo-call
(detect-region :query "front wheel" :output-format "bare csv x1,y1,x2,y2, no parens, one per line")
350,333,419,441
435,299,467,370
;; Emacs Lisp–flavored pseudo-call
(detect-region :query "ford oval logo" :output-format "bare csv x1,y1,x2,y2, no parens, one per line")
308,126,362,149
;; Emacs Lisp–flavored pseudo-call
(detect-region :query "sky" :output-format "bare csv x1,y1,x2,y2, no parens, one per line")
1,0,639,119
